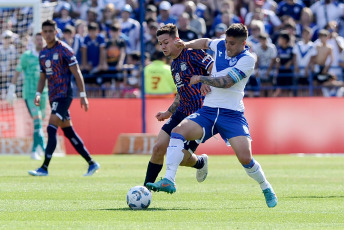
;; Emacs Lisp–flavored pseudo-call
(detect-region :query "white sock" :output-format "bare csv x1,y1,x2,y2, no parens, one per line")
244,160,272,191
164,137,185,183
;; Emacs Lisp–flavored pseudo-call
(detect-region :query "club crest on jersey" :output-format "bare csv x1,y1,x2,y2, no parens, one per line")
228,57,238,67
180,62,187,71
45,60,51,68
53,53,59,60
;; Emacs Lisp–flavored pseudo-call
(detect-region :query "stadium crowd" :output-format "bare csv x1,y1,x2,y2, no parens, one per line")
2,0,344,98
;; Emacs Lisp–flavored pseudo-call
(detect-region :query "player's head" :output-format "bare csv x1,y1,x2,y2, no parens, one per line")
34,32,44,51
224,23,248,57
41,19,57,44
156,23,180,58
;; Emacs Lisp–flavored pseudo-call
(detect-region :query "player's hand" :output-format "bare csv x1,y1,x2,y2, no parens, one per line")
6,83,17,105
174,38,186,49
155,111,172,121
81,97,89,112
189,75,201,86
200,84,211,96
34,95,41,106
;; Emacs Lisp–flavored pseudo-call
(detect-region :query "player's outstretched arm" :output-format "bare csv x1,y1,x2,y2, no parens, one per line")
190,75,236,89
175,38,211,50
34,73,47,106
70,64,89,112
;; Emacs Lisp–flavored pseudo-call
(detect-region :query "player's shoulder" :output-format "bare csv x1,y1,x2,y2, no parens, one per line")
59,40,75,53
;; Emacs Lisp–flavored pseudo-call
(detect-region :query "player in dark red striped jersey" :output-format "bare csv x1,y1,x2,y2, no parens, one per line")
28,19,100,176
143,23,214,187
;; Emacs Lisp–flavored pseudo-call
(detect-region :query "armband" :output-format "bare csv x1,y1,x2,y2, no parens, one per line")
80,92,87,98
228,68,246,83
35,92,41,97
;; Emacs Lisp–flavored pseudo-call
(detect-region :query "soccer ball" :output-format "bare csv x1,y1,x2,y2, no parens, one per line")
126,186,152,210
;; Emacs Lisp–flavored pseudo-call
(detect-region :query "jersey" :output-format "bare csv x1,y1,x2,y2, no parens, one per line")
16,49,48,100
144,60,176,95
205,39,255,112
171,48,213,116
292,40,317,75
39,40,77,101
82,34,106,68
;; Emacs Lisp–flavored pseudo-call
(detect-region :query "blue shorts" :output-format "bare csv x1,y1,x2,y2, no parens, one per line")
50,97,72,121
162,110,199,153
186,106,251,145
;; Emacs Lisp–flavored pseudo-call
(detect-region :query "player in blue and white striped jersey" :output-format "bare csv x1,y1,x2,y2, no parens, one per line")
147,23,277,208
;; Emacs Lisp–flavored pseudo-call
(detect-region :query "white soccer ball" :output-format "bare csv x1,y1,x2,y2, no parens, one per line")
126,186,152,210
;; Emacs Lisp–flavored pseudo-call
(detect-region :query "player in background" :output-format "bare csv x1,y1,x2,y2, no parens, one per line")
6,33,48,160
28,19,100,176
147,23,278,208
143,24,214,186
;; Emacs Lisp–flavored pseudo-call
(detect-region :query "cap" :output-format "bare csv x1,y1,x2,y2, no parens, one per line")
122,4,133,13
159,1,171,11
2,30,13,38
61,2,71,11
215,23,227,33
147,4,157,12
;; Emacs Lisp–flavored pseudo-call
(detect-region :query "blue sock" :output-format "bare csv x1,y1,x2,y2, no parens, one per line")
62,126,94,164
41,125,58,170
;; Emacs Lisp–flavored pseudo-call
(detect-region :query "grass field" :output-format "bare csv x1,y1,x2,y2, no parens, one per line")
0,154,343,230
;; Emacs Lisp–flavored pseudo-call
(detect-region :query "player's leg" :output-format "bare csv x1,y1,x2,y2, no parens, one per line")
229,136,277,208
60,119,100,176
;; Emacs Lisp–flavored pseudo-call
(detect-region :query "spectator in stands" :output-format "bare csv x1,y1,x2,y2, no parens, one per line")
0,30,17,99
145,4,158,21
170,0,186,18
177,13,199,42
247,19,270,49
276,0,305,22
254,32,277,97
279,16,297,45
293,26,317,96
184,1,206,37
145,22,159,58
212,23,227,39
75,19,88,38
245,42,260,97
55,2,74,32
62,25,83,64
101,3,117,38
144,50,176,98
122,52,143,98
103,23,126,97
81,22,106,96
118,4,140,53
296,7,319,42
105,0,126,17
157,1,177,25
273,31,294,97
80,0,104,22
196,0,216,36
211,0,240,36
310,0,344,30
86,8,103,31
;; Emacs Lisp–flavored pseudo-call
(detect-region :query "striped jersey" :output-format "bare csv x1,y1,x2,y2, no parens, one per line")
171,48,213,115
39,40,77,101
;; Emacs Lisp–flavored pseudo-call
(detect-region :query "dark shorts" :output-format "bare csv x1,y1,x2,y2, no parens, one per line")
50,97,72,121
162,110,199,153
277,69,293,87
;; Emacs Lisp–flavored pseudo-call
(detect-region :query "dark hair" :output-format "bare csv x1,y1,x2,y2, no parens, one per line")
302,26,312,35
88,22,99,31
110,23,121,31
63,25,75,34
278,31,290,43
225,23,248,39
152,50,165,60
42,19,57,30
156,23,178,38
35,32,42,37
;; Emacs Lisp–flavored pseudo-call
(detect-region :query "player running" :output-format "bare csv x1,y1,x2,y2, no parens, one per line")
143,24,214,186
147,23,278,208
28,19,100,176
7,33,48,160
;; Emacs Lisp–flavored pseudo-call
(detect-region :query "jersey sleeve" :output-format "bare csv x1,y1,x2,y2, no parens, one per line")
190,49,214,72
15,53,25,72
208,39,223,52
216,56,255,82
62,46,78,67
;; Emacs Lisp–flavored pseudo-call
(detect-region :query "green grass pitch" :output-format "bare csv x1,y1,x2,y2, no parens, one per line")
0,155,343,229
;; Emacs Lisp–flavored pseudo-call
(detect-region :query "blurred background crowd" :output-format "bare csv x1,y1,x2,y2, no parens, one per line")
2,0,344,98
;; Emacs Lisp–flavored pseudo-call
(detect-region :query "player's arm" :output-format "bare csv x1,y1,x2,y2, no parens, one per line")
190,74,236,88
155,93,180,121
70,64,89,112
34,73,47,106
175,38,212,50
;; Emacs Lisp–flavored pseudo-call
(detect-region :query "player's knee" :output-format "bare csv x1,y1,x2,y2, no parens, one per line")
152,143,167,157
237,154,252,165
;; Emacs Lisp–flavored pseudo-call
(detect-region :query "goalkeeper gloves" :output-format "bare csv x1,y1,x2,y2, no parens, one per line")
6,83,17,105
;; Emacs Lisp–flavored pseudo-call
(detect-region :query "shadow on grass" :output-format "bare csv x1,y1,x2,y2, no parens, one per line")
99,207,194,211
286,195,344,199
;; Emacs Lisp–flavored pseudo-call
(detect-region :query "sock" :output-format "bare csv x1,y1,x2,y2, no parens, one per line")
62,126,94,165
243,158,272,191
143,161,163,186
32,119,45,152
41,125,58,171
192,155,205,169
164,133,185,183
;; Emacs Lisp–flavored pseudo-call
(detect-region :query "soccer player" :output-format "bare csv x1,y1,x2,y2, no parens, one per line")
28,19,100,176
147,23,278,208
143,24,214,186
6,33,48,160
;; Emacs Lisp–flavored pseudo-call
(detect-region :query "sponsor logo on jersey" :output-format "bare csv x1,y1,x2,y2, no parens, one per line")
180,62,187,71
229,57,238,67
53,53,59,60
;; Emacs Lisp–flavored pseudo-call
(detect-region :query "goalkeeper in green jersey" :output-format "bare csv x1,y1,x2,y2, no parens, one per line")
6,33,48,160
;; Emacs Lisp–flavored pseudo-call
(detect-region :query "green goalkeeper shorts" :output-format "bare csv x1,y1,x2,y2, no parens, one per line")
25,95,48,119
